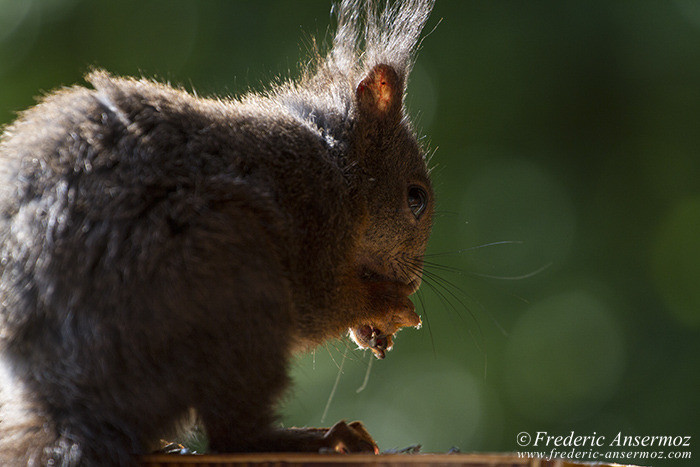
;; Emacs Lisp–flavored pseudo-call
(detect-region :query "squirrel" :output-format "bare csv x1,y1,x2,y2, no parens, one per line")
0,0,435,464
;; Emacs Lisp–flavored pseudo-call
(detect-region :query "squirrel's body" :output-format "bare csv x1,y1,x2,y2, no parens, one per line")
0,1,435,464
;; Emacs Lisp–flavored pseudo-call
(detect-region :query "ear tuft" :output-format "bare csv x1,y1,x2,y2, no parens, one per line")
356,64,402,118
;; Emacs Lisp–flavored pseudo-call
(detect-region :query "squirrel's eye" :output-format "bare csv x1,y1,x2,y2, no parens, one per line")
407,185,428,219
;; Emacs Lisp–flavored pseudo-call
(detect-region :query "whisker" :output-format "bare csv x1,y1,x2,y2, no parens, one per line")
466,262,553,281
431,210,461,217
407,258,475,304
420,260,465,274
420,258,550,288
504,291,531,305
414,288,436,357
426,274,487,359
420,260,509,337
406,256,508,338
424,240,524,258
415,268,482,335
420,268,480,325
402,257,492,375
395,260,436,354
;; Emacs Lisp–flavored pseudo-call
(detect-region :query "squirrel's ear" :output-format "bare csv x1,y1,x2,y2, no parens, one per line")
356,64,403,122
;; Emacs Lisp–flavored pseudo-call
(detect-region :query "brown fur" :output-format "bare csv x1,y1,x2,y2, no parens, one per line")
0,0,435,464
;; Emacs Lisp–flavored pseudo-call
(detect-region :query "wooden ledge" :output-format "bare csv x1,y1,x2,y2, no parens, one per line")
139,452,642,467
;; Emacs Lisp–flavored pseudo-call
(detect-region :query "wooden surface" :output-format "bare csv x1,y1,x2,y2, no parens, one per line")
139,452,643,467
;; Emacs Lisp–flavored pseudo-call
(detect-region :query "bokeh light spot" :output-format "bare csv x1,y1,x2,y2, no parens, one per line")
504,290,626,423
651,196,700,327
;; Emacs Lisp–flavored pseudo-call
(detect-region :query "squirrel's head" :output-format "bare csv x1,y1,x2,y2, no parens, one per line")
319,0,435,358
352,63,432,288
280,0,435,355
346,62,433,358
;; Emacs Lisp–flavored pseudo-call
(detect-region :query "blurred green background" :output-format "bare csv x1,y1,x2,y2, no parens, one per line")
1,1,698,465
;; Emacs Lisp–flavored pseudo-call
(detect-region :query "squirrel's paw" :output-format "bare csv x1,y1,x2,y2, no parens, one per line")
320,420,379,454
350,295,422,359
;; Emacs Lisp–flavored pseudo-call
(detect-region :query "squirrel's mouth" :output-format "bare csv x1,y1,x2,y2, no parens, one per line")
349,267,422,359
350,324,391,359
